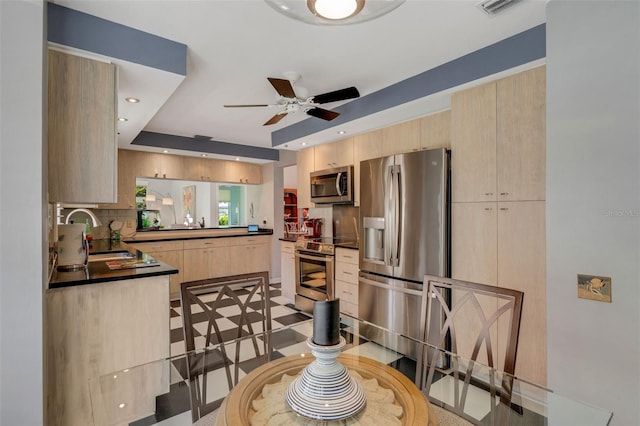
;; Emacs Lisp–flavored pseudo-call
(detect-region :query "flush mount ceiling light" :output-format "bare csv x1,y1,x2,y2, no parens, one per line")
125,97,140,103
265,0,405,25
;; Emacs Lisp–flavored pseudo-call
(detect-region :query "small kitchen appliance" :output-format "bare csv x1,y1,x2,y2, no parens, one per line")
57,224,88,270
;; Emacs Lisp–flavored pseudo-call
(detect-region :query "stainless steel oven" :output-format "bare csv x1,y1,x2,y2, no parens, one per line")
294,240,335,313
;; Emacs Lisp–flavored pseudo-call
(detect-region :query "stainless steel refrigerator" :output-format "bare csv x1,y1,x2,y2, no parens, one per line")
358,148,449,358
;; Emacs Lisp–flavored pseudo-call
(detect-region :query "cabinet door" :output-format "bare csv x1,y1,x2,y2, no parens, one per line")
314,138,354,170
451,82,497,202
381,119,421,156
149,249,183,300
183,248,211,282
182,157,206,181
420,110,451,150
280,242,296,301
99,149,137,209
353,130,382,207
296,148,315,208
48,50,117,203
451,202,497,285
497,201,546,385
223,161,262,184
497,66,546,201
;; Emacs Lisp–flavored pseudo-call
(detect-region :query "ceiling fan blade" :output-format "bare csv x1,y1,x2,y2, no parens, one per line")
223,104,270,108
311,87,360,104
263,112,288,126
306,107,340,121
267,78,296,98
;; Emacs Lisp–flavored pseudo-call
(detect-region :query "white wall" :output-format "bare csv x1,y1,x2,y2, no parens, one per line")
0,0,45,423
283,165,297,189
546,2,639,424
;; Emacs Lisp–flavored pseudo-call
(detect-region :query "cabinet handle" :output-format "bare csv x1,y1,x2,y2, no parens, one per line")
343,271,353,275
500,192,509,196
500,207,509,211
484,207,493,211
484,192,493,196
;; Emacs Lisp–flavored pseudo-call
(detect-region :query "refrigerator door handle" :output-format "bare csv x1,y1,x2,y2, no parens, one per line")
391,165,401,267
386,165,395,266
335,172,343,196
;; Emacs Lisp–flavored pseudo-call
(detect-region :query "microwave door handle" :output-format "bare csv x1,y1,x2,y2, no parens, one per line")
335,172,343,196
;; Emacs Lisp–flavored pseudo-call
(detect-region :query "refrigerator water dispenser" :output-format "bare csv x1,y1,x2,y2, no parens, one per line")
363,217,385,264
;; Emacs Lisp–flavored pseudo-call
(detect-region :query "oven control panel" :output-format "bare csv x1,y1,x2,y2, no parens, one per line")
295,240,335,255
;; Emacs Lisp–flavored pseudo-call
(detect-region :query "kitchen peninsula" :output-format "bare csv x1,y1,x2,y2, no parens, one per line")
46,248,177,426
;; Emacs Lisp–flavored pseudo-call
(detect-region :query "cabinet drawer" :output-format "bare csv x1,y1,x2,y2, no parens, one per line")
183,238,220,250
128,240,184,252
335,261,359,284
336,280,358,304
335,248,358,265
341,300,358,318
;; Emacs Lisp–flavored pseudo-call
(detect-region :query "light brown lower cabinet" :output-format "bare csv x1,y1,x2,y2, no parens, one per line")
127,240,184,299
45,276,170,426
335,248,359,317
451,201,546,385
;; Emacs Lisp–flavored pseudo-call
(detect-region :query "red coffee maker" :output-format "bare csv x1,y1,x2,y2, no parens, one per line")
304,218,323,238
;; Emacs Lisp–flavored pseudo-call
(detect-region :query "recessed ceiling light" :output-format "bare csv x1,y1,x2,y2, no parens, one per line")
118,117,128,122
337,130,346,135
162,150,169,154
235,157,240,161
201,154,207,157
125,97,140,103
301,142,307,146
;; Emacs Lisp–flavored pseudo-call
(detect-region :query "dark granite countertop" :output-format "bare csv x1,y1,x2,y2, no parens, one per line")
49,248,178,289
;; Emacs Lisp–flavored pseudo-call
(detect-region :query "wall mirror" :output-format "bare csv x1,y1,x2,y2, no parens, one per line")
136,178,251,229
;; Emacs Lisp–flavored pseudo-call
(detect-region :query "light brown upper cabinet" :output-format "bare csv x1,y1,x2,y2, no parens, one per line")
296,148,315,208
136,152,184,179
48,50,117,203
183,156,225,182
99,149,137,209
451,81,498,202
497,66,546,201
314,138,354,170
381,119,421,156
420,110,451,150
451,66,546,202
352,130,383,206
224,161,262,184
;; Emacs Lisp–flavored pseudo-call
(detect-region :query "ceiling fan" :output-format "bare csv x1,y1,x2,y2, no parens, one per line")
223,73,360,126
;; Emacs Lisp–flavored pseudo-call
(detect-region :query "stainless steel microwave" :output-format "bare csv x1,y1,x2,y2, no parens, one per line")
310,165,354,204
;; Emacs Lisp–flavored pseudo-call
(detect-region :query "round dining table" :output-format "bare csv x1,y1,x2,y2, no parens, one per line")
214,352,436,425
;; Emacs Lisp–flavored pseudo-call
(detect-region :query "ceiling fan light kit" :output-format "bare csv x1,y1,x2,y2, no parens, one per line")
224,74,360,126
265,0,405,25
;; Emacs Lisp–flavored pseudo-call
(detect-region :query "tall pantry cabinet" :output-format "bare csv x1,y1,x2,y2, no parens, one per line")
451,66,547,385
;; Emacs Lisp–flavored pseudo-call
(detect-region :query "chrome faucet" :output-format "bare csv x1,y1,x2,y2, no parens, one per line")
64,208,102,227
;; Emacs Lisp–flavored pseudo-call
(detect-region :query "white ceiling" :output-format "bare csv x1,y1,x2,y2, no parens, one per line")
51,0,546,162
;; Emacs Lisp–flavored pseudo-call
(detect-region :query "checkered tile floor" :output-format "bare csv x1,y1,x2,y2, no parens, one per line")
133,282,417,425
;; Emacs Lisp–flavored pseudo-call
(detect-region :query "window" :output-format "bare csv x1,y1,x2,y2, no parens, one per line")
218,185,245,226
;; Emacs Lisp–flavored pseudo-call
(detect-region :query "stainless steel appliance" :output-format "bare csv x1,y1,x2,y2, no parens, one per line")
310,166,354,204
294,237,357,313
358,148,450,358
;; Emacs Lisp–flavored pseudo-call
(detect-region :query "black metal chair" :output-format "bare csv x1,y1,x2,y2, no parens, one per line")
180,271,272,422
418,275,524,425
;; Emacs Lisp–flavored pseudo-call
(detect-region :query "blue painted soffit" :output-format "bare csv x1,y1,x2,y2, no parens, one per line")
47,3,281,161
271,23,546,147
132,132,280,162
47,2,187,75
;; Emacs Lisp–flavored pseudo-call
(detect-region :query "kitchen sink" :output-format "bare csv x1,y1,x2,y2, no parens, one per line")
88,251,135,262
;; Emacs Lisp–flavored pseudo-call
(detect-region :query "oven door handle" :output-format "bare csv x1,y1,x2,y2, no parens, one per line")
295,252,335,263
